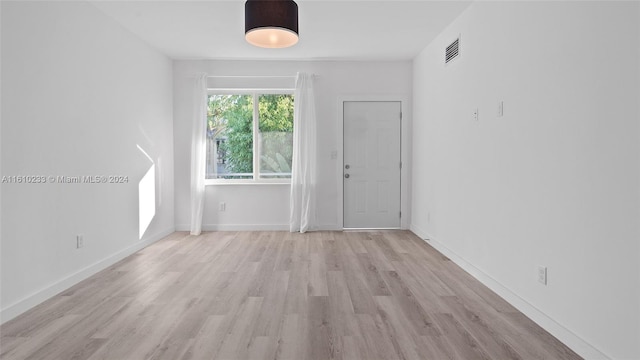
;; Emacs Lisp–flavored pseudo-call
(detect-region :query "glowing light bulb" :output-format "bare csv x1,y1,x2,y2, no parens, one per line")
269,32,278,44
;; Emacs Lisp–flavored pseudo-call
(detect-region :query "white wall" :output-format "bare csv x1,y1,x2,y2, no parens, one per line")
0,1,175,322
173,60,412,231
411,2,639,359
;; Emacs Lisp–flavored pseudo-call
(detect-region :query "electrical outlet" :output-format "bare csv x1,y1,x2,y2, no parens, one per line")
219,202,226,212
537,265,547,285
473,108,479,121
76,234,84,249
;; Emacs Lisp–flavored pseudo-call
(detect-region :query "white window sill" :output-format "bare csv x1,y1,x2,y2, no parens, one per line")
205,180,291,186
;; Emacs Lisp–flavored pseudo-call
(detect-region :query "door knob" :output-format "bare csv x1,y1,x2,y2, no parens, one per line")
344,174,350,179
345,164,350,169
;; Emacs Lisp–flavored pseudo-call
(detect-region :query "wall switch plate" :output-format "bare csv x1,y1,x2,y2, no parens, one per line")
219,202,226,212
537,265,547,285
498,101,504,117
76,234,84,249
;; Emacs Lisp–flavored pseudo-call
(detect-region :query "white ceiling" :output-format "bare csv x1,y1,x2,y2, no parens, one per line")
89,0,473,61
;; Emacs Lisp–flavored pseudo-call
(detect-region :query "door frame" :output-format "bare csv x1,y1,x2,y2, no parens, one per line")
336,95,411,230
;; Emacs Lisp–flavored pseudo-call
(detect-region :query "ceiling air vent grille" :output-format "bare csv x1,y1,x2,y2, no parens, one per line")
445,38,460,64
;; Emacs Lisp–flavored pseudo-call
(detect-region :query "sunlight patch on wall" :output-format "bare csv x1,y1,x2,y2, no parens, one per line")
137,145,156,239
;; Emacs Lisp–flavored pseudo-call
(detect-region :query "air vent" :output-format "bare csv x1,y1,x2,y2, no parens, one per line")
445,37,460,64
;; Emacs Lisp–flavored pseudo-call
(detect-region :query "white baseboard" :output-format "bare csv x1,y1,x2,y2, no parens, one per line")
175,223,342,232
408,224,609,360
176,224,290,232
0,226,175,324
409,223,429,239
317,224,342,231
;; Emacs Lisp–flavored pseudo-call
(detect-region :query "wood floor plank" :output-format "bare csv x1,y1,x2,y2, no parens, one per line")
213,262,260,316
274,238,295,271
307,296,341,360
146,337,192,360
284,259,309,315
90,297,195,360
0,336,29,359
372,234,403,262
400,252,456,296
247,335,276,360
343,231,368,254
1,296,70,337
390,257,452,313
354,313,401,360
356,253,392,296
2,315,81,360
339,254,378,315
247,233,281,297
436,260,519,314
326,271,359,336
293,233,310,262
0,230,582,360
419,334,458,360
432,312,492,360
179,315,228,360
340,335,363,360
359,233,396,272
380,270,440,336
502,311,584,360
274,313,306,360
308,253,329,296
322,237,342,271
379,231,411,255
28,337,107,360
89,298,152,340
441,295,522,360
251,271,289,337
215,297,264,360
42,295,133,343
374,295,426,360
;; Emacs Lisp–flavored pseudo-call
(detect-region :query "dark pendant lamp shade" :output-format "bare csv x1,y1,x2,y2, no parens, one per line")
245,0,299,48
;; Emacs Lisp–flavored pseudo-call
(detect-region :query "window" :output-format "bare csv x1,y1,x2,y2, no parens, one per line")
205,92,294,182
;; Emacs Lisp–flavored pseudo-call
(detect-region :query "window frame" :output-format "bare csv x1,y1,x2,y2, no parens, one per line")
204,88,295,185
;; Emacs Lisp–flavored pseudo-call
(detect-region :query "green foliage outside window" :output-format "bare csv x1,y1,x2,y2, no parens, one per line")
206,93,294,179
259,94,294,176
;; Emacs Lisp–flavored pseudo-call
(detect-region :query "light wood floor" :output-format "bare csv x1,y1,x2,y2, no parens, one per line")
1,231,581,360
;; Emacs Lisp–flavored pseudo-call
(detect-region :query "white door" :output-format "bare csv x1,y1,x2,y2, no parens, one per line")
343,101,401,229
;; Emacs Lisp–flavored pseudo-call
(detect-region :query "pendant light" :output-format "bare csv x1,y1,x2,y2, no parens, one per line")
245,0,299,48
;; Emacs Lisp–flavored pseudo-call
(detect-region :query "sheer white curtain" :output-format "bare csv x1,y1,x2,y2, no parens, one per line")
290,73,317,233
190,73,207,235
